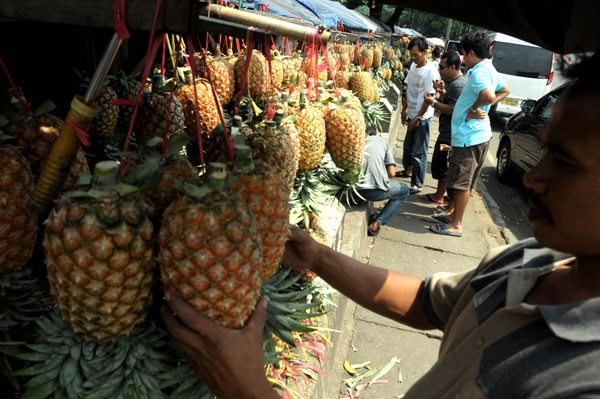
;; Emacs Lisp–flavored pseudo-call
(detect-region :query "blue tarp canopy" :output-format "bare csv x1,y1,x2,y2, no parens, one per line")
253,0,373,30
252,0,323,25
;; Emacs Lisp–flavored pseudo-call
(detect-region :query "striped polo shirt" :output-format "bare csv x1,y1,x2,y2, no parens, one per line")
404,238,600,398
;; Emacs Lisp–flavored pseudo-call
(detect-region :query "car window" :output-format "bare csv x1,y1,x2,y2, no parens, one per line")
540,95,558,119
491,42,553,78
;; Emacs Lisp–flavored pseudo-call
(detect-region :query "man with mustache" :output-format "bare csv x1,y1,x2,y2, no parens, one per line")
160,54,600,399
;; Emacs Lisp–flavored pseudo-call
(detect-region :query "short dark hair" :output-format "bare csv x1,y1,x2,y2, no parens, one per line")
460,31,491,59
432,47,441,58
448,43,457,51
441,52,461,70
408,37,428,52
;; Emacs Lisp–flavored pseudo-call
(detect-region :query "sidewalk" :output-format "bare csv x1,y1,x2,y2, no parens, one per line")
324,116,510,398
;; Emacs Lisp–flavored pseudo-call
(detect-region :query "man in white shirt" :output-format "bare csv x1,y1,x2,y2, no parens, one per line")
431,46,441,70
399,37,441,193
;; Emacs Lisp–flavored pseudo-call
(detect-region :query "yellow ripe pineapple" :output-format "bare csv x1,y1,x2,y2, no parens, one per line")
351,72,373,101
274,109,300,174
293,93,326,170
136,75,186,141
281,57,296,85
193,45,236,106
372,47,383,69
234,50,270,98
159,162,263,329
340,53,350,70
324,95,366,172
43,161,157,342
245,120,297,195
231,145,289,281
0,138,37,274
174,70,220,142
270,51,285,87
372,80,380,102
298,214,328,282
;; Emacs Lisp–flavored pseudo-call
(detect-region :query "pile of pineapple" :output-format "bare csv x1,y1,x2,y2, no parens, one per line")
0,33,404,398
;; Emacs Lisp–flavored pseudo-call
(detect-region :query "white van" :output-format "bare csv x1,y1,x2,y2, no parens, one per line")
489,33,555,116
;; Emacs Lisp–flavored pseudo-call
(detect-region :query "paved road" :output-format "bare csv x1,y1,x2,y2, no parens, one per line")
484,69,572,241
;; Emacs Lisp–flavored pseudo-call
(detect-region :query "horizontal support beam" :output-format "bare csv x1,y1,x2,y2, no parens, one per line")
198,16,271,42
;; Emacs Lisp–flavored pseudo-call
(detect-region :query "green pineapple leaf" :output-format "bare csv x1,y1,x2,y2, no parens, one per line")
32,100,57,117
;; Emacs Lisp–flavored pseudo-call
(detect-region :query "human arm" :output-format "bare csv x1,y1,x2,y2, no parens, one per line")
401,95,408,126
386,164,396,178
490,84,510,107
425,93,455,116
162,295,279,399
282,227,435,330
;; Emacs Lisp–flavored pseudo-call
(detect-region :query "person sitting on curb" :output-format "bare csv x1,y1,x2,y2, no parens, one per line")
420,51,468,211
357,131,410,236
430,31,510,237
160,52,600,399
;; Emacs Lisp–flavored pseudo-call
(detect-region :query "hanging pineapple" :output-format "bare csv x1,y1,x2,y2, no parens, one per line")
324,95,366,173
136,75,186,141
293,93,326,170
234,50,270,98
43,161,157,342
159,162,263,329
193,44,236,106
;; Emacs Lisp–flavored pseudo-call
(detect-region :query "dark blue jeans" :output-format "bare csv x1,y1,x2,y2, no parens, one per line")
402,117,432,189
359,182,410,225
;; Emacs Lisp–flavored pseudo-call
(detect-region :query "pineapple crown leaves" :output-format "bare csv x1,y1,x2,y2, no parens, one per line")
156,362,214,399
175,162,236,199
5,311,172,399
67,161,148,199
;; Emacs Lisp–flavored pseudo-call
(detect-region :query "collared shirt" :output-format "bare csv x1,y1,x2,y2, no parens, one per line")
451,59,505,147
404,238,600,399
405,61,440,120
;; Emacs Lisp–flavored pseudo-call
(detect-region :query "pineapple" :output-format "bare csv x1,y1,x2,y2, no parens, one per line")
372,46,383,69
351,72,373,102
340,53,350,70
274,109,301,175
353,45,361,65
293,93,326,170
324,95,366,172
361,48,374,68
245,120,297,195
116,72,143,133
0,139,37,274
4,114,90,192
299,214,328,282
136,75,186,141
121,135,200,215
270,51,285,87
174,69,220,141
372,80,380,102
231,145,289,281
384,47,396,61
281,57,297,85
193,44,236,106
159,162,263,329
234,50,270,98
43,161,157,342
89,84,119,138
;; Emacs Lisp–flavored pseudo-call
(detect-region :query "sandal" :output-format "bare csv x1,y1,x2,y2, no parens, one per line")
419,194,445,205
368,214,381,236
432,214,452,224
394,170,412,178
409,186,423,194
429,224,462,237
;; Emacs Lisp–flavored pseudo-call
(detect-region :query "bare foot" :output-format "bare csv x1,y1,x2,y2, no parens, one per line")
370,221,381,232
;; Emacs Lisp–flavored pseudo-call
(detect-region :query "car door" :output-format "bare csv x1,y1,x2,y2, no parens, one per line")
514,88,563,172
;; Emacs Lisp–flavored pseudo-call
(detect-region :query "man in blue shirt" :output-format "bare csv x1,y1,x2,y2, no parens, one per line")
430,31,510,237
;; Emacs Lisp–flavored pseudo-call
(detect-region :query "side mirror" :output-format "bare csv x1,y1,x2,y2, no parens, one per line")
521,99,536,114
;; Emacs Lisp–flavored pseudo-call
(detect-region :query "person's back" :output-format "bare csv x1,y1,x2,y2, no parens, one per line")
360,135,394,191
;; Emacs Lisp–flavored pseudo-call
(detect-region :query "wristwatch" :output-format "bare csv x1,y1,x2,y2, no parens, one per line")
431,99,437,108
470,106,480,113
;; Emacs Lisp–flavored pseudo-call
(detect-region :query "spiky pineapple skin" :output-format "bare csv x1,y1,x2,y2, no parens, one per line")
293,104,326,170
43,195,157,342
121,154,200,214
245,128,297,195
175,79,220,141
325,103,366,172
90,86,119,138
117,79,142,132
159,192,263,329
194,53,236,106
234,51,270,98
232,161,289,281
0,144,37,274
372,47,383,69
135,93,186,141
351,72,373,102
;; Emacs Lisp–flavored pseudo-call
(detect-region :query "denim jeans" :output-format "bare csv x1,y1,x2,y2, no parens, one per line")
402,117,432,189
358,182,410,226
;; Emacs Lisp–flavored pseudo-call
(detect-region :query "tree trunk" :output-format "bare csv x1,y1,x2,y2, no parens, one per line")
370,0,383,21
420,12,426,35
445,19,452,42
408,9,414,29
385,7,404,30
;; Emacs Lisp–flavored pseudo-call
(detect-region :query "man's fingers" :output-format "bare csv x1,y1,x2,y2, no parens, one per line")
161,305,202,345
245,298,268,336
165,291,219,337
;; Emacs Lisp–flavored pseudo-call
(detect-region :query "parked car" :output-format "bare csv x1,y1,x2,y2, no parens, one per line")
489,33,555,117
496,83,570,183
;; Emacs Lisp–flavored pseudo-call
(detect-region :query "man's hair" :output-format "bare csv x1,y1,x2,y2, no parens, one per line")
448,43,457,51
460,31,491,59
432,47,441,58
441,51,461,70
408,37,428,52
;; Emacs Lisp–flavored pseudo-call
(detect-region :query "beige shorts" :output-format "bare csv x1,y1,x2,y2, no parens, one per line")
446,141,490,191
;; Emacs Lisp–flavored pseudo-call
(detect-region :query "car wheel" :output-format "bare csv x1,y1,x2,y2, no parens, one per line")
496,140,515,183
